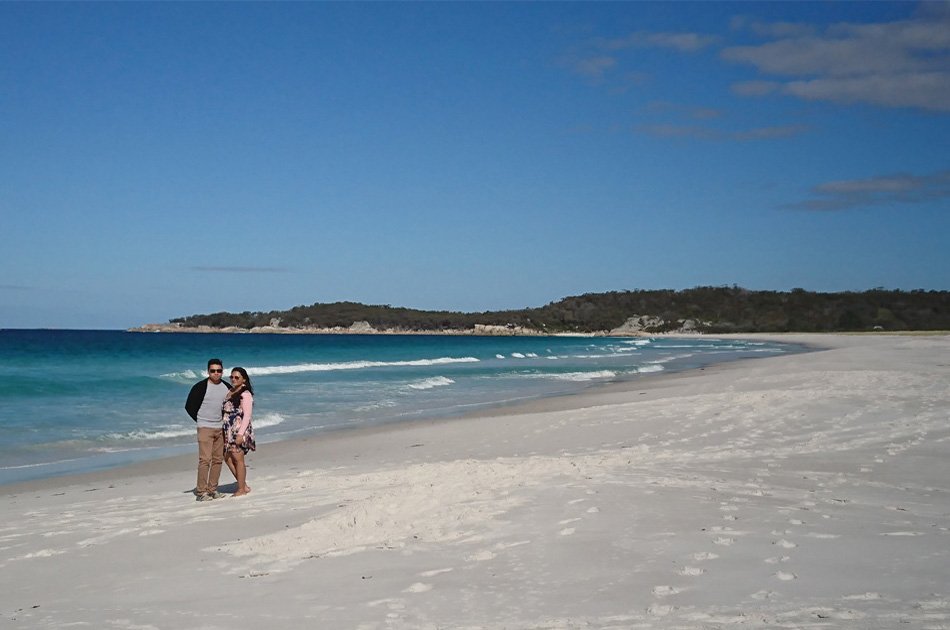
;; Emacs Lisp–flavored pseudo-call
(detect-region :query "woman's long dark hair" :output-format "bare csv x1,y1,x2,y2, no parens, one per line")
229,366,254,402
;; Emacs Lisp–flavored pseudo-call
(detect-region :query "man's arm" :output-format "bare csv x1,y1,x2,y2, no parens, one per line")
184,380,206,422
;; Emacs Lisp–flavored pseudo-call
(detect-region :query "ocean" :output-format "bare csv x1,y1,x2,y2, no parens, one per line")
0,330,802,485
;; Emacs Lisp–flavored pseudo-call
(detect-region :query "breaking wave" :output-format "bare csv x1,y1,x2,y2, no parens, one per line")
407,376,456,390
161,357,480,380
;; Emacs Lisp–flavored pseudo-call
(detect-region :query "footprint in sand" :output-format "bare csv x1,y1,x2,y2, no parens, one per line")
842,592,881,601
775,571,797,581
765,556,791,564
559,527,576,536
881,531,925,537
466,550,495,562
403,582,432,593
773,539,797,549
713,536,735,546
652,585,681,597
647,603,674,617
678,566,705,576
691,552,719,561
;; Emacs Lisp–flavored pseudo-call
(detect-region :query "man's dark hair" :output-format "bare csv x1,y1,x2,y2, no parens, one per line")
208,358,223,369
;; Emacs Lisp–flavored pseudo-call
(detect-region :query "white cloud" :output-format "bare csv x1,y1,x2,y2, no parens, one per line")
783,72,950,110
636,123,808,142
645,100,722,120
723,7,950,112
562,54,617,81
789,170,950,211
601,31,720,53
731,80,779,97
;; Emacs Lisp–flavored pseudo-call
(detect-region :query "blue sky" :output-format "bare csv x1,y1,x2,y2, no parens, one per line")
2,2,948,329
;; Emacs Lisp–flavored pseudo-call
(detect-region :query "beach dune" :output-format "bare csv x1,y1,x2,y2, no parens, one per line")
2,334,949,629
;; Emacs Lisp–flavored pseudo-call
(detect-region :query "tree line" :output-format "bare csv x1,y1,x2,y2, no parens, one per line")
168,287,950,333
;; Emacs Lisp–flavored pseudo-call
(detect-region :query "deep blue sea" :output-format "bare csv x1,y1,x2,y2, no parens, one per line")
0,330,802,485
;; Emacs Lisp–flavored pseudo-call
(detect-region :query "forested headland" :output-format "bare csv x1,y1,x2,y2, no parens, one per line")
159,287,950,334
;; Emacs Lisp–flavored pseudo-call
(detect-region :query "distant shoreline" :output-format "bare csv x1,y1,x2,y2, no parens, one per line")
128,322,610,337
127,323,950,337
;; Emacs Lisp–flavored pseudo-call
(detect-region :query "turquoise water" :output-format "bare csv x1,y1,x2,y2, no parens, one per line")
0,330,801,484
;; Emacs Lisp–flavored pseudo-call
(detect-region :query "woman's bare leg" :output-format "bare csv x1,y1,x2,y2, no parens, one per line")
224,451,238,481
232,449,250,496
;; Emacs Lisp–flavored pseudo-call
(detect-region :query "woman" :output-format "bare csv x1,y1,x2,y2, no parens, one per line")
222,367,256,496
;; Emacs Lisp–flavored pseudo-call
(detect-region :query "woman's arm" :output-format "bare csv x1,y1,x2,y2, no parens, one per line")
236,391,253,437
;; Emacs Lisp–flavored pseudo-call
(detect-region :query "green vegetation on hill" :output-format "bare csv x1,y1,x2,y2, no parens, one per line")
169,287,950,333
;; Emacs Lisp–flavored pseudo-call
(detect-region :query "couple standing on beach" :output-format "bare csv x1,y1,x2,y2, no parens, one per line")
185,359,256,501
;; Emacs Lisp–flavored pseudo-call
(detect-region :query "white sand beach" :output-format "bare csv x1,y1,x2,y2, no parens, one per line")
2,333,949,629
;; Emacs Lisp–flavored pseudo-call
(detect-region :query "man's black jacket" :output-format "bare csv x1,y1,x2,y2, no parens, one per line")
185,378,231,422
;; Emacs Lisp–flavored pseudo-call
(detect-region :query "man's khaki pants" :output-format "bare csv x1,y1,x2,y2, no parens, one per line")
196,427,225,495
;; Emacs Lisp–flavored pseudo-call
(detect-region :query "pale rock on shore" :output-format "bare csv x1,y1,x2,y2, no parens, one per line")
609,315,707,335
2,333,949,629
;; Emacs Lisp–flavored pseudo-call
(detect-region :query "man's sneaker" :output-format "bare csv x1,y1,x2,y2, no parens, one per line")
207,491,227,500
196,493,213,502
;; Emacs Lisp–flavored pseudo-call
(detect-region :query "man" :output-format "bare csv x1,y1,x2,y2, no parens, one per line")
185,358,231,501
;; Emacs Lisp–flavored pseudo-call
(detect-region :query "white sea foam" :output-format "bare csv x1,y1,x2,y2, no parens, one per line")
551,370,617,381
105,425,195,441
511,353,526,359
623,339,654,346
247,357,479,375
637,364,665,373
407,376,455,390
495,354,505,359
517,370,618,382
161,357,480,380
649,353,695,364
159,369,205,382
0,457,86,471
354,400,398,412
252,412,286,429
103,413,286,442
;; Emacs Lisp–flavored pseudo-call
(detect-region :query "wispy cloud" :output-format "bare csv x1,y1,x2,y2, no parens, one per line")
646,101,723,120
636,123,809,142
562,54,617,82
600,31,721,53
562,28,718,83
723,5,950,112
788,169,950,211
190,266,291,273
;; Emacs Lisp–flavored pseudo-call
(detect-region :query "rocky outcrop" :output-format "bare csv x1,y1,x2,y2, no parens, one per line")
609,315,664,336
472,323,544,336
348,320,377,333
608,315,710,336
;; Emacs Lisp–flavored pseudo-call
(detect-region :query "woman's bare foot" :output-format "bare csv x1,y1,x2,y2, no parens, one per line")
233,487,251,497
